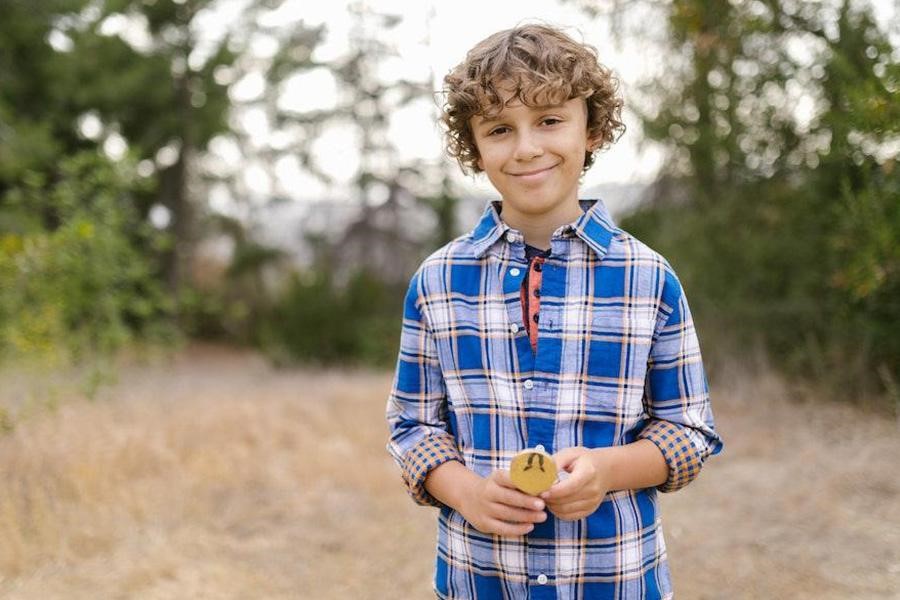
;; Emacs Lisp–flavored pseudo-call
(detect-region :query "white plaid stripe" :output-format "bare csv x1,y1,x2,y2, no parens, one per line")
387,199,722,599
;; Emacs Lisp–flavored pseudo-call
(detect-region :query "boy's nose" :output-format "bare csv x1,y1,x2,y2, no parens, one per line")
513,132,544,161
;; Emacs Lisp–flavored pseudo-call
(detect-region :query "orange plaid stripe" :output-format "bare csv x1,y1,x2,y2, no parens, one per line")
400,433,463,506
639,420,705,492
386,199,723,597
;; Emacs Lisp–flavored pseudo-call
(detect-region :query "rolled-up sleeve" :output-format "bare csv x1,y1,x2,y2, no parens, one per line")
386,270,462,506
638,266,723,493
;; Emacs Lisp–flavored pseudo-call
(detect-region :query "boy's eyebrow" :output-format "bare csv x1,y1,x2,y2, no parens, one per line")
473,114,503,125
474,103,570,126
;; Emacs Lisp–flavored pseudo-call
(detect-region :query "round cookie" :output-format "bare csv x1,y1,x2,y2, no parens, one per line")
509,448,557,495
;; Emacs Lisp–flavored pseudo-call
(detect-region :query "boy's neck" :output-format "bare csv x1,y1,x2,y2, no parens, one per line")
500,198,584,251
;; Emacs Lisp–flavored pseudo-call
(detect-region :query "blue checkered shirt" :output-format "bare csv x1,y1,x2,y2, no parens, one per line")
386,199,723,599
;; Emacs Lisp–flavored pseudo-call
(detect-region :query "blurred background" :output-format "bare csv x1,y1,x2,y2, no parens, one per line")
0,0,898,598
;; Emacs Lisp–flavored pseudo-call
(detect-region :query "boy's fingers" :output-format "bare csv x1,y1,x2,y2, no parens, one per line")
549,499,598,521
553,447,585,470
541,449,589,501
491,469,517,489
493,485,546,511
490,470,547,510
550,498,595,513
488,518,535,537
490,503,547,524
543,466,588,501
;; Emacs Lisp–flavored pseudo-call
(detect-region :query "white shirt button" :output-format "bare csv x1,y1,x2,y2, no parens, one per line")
509,267,521,277
506,231,516,242
534,444,545,453
523,379,534,390
536,574,548,585
510,323,519,333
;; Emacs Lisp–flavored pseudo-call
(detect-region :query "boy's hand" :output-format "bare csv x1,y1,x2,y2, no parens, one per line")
458,470,547,536
540,447,613,521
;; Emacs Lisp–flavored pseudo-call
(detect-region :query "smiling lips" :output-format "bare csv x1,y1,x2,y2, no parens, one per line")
509,163,558,180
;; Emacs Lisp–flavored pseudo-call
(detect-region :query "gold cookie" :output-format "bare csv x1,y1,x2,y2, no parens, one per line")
509,449,557,495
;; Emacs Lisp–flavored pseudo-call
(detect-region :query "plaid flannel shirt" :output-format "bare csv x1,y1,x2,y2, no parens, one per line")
386,199,723,599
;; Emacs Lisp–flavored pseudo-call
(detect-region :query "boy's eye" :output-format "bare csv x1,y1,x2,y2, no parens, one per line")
542,117,562,126
488,126,509,136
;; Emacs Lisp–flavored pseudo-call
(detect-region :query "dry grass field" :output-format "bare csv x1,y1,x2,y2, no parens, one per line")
0,344,898,599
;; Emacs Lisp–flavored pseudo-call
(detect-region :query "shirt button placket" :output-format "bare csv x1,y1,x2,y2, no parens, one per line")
505,262,526,337
523,370,551,596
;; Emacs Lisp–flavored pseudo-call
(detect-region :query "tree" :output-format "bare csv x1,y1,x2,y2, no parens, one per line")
616,0,899,401
0,0,255,361
242,1,460,364
252,0,456,283
68,0,239,300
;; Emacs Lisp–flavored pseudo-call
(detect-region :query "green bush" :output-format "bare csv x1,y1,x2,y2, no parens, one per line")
261,268,403,367
0,152,173,366
621,165,899,405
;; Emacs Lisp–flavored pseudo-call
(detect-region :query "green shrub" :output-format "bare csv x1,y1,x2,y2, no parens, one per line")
0,152,173,366
622,166,899,406
261,268,403,367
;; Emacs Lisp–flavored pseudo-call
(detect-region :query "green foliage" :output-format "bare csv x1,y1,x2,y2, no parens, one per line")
177,237,286,344
624,0,899,405
0,152,173,365
1,0,242,314
0,0,443,373
261,269,403,367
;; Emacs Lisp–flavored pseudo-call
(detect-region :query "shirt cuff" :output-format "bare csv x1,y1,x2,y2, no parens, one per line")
400,433,463,506
638,420,704,493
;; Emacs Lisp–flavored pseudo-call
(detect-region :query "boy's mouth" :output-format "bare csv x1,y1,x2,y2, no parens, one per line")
509,163,559,180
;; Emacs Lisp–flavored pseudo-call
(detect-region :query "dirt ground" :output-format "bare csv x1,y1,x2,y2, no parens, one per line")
0,345,898,599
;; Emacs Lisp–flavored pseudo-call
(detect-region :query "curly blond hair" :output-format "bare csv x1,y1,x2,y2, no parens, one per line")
441,24,625,175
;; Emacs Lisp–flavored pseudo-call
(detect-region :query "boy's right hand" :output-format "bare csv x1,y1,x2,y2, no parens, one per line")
458,470,547,536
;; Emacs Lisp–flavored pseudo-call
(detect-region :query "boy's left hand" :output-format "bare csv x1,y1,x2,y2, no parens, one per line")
540,447,612,520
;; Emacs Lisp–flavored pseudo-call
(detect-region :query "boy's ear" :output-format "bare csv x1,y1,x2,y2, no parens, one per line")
476,156,484,171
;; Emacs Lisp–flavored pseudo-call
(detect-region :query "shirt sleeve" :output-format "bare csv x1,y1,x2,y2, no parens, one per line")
386,270,463,507
637,266,723,493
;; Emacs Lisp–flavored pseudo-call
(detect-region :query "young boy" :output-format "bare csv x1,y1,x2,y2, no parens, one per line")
386,24,722,600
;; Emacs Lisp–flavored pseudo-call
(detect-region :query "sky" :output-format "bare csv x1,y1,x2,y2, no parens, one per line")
216,0,672,205
202,0,897,209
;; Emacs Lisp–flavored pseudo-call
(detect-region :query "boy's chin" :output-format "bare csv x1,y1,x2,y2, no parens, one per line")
501,195,580,216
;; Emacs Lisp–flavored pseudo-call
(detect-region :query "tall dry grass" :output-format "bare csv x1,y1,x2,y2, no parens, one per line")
0,346,434,599
0,344,898,599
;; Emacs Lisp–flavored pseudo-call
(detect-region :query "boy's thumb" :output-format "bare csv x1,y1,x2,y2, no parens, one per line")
553,447,584,471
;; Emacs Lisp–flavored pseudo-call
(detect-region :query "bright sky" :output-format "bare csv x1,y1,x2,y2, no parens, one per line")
218,0,670,204
209,0,897,205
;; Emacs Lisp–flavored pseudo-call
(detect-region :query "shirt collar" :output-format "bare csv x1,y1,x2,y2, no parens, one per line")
469,198,618,259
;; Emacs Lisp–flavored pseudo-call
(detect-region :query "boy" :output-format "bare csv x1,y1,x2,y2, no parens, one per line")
386,24,722,600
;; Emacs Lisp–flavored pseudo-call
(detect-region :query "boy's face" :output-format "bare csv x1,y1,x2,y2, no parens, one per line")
470,85,597,222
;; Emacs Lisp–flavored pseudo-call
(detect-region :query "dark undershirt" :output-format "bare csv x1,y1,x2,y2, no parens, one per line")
524,244,551,261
